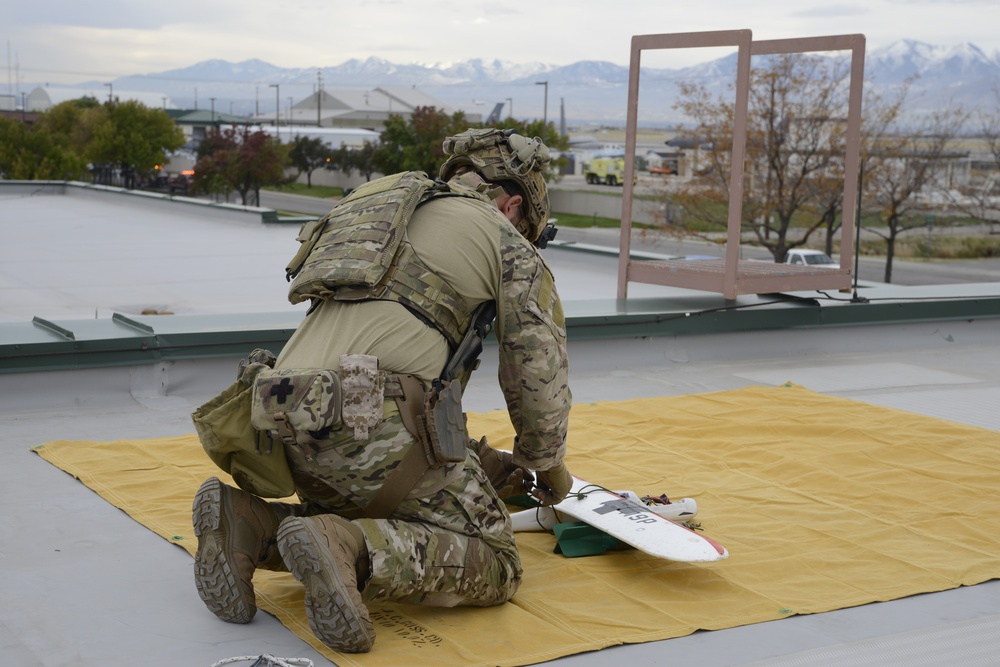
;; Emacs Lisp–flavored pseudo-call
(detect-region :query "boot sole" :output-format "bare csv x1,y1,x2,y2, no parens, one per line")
277,517,375,653
192,477,256,623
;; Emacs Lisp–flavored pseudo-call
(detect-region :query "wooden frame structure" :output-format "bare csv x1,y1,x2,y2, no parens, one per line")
617,31,866,300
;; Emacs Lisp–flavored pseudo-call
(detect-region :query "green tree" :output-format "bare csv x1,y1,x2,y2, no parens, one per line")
34,98,104,157
194,126,289,205
328,145,355,178
288,135,330,187
1,98,184,185
351,141,380,182
0,116,88,180
372,108,568,180
329,141,380,182
84,100,184,188
373,106,468,175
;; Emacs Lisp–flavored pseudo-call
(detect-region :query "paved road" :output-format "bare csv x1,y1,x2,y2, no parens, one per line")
256,189,1000,287
557,226,1000,286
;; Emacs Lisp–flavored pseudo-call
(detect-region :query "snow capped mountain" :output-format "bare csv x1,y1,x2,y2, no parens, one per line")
861,40,1000,116
84,40,1000,123
436,58,554,83
672,52,741,82
152,58,304,83
318,57,438,85
531,60,630,85
922,42,999,79
867,40,1000,83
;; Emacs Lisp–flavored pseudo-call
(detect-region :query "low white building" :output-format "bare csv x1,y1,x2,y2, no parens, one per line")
253,125,380,149
255,86,479,131
26,86,177,112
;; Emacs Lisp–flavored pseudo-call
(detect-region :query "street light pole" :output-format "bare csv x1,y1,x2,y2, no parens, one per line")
269,83,280,138
535,81,548,136
317,69,322,127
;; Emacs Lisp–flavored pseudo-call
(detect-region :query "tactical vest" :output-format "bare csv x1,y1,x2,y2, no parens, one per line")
284,171,494,348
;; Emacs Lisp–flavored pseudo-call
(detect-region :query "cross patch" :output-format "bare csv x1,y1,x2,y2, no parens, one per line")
269,377,295,404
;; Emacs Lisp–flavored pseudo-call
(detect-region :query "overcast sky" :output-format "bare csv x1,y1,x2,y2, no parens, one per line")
4,0,1000,86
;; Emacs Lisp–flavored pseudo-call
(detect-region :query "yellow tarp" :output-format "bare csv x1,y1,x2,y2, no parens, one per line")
33,385,1000,667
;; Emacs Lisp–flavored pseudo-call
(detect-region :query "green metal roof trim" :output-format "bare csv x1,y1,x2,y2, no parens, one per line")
0,313,302,374
2,288,999,374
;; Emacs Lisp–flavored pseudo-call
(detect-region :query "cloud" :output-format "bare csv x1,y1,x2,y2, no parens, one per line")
6,1,181,30
5,0,1000,86
790,4,871,19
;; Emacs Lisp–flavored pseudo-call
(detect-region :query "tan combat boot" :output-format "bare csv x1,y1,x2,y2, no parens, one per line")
277,514,375,653
192,476,297,623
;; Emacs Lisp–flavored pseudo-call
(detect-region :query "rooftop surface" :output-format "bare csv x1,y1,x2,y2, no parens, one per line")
2,182,999,666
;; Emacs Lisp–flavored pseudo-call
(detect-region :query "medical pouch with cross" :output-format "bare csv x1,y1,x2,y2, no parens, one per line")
250,368,343,446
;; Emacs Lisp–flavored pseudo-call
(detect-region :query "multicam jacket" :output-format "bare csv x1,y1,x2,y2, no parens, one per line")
276,172,570,471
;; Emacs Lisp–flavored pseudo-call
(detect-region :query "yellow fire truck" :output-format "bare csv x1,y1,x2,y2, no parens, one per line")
583,157,627,186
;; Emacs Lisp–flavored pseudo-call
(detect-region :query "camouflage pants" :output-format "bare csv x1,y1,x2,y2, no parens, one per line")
283,402,522,608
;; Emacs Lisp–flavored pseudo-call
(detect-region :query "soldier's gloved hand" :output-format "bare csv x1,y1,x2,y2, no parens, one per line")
475,437,532,500
533,462,573,506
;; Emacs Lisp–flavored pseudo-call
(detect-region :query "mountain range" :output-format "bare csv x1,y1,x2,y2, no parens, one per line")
76,40,1000,125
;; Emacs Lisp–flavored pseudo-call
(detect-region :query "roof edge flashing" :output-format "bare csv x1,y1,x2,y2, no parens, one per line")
0,180,276,224
3,292,999,374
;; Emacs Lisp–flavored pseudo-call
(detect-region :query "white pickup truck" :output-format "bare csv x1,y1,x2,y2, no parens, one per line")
784,249,838,268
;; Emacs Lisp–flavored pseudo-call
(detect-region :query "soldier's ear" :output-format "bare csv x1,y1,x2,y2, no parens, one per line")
498,194,524,224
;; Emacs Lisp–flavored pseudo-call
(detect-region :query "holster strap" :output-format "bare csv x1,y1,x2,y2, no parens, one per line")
359,373,431,519
360,441,429,519
389,373,427,439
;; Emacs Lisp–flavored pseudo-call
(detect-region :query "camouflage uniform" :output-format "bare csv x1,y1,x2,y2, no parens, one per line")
274,181,570,607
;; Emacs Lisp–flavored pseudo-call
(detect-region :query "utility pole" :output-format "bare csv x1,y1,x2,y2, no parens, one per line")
269,83,280,138
317,69,323,127
210,98,216,130
535,81,548,136
104,82,113,104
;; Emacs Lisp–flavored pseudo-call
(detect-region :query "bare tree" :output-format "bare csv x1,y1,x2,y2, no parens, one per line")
862,107,968,282
948,88,1000,234
669,53,854,262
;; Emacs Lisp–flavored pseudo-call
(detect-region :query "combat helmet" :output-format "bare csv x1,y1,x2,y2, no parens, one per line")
439,128,551,242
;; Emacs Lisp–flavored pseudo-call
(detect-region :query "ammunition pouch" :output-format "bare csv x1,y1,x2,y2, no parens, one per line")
192,349,296,499
339,354,384,441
